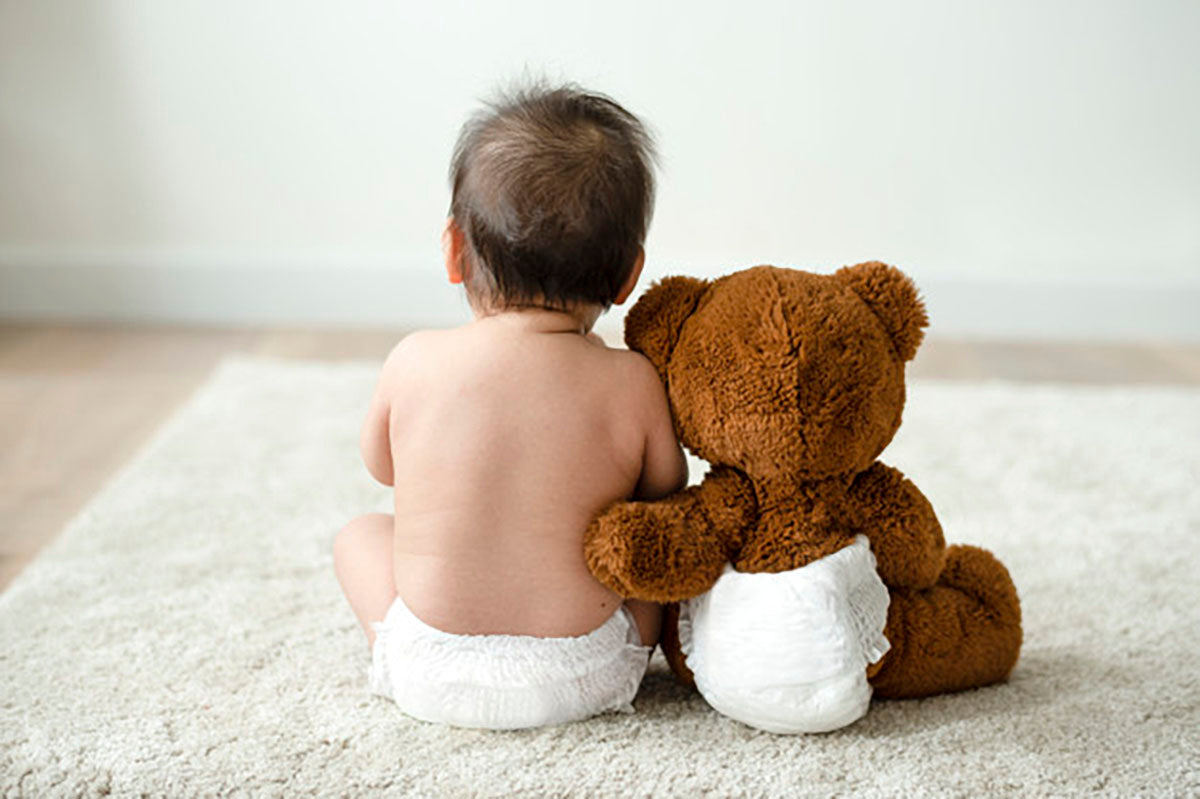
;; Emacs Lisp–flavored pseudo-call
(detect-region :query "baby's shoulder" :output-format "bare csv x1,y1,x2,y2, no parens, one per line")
384,328,449,364
377,328,447,386
604,345,659,384
596,345,669,413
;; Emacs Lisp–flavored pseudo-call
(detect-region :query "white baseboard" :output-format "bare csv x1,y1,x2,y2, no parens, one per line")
0,252,473,329
911,277,1200,343
2,253,1198,341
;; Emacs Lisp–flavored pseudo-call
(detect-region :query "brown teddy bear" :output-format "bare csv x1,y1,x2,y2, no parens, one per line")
584,262,1023,731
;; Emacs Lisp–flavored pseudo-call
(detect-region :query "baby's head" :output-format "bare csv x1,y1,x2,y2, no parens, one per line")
444,79,659,322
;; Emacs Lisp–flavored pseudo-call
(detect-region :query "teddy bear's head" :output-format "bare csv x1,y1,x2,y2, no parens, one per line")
625,263,928,483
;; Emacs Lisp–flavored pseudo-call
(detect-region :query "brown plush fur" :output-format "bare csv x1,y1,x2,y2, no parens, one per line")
585,263,1022,700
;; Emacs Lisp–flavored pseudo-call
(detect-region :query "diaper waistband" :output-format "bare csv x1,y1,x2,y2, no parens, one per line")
713,534,879,587
372,595,645,687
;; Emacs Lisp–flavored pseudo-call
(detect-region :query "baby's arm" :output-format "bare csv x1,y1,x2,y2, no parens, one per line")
631,355,688,500
584,356,753,603
359,339,410,487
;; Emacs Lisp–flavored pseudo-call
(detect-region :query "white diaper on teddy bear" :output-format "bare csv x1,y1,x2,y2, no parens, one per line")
677,534,891,734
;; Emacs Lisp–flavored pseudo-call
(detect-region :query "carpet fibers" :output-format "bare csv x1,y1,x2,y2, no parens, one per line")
2,356,1198,797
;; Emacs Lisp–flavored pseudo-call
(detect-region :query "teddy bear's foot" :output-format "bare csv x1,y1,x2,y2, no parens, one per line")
869,545,1023,699
660,602,697,690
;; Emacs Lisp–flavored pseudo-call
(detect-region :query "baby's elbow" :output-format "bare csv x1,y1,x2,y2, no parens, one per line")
361,444,394,486
633,445,689,501
368,461,394,487
671,447,690,492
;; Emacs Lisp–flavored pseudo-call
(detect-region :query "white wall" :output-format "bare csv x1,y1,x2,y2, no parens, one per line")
2,0,1198,339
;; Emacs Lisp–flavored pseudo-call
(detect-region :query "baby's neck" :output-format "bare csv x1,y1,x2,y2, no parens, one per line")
474,303,603,334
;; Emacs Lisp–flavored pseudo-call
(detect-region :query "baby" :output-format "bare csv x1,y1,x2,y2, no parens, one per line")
333,81,687,730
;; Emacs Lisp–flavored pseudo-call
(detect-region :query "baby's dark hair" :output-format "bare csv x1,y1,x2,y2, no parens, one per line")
448,78,660,310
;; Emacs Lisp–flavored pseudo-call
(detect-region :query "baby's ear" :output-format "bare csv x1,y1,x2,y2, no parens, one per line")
624,276,709,381
834,261,929,361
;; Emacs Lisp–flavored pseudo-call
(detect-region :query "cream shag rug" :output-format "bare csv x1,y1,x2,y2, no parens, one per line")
2,356,1198,797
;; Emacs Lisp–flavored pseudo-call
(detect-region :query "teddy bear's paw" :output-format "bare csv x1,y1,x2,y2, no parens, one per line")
939,545,1022,631
584,501,720,602
585,502,682,597
584,507,641,597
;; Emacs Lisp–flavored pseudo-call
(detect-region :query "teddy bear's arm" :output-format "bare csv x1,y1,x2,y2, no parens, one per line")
845,461,946,590
584,466,757,603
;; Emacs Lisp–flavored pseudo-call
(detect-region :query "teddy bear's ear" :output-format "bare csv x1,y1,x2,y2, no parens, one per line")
833,261,929,361
624,275,709,379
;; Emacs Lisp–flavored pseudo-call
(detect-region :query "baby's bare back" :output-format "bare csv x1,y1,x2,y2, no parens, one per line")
382,313,676,637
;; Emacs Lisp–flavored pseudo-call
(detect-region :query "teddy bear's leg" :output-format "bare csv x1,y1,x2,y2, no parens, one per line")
659,602,697,689
868,544,1022,699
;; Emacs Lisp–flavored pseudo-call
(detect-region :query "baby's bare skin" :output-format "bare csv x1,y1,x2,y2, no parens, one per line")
335,306,686,648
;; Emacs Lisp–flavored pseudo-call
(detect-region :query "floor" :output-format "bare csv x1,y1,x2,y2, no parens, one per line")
3,322,1198,593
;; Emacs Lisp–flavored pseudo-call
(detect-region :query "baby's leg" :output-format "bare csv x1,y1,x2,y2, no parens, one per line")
333,512,397,650
624,598,663,648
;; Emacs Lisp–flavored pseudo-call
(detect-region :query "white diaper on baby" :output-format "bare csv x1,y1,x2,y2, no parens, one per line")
367,595,652,730
678,534,891,734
